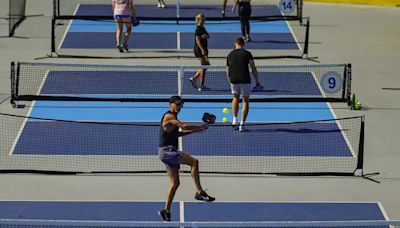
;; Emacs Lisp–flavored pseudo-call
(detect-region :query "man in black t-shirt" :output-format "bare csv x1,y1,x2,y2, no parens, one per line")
226,37,261,132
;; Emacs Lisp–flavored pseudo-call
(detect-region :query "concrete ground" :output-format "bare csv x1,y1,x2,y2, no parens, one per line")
0,0,399,220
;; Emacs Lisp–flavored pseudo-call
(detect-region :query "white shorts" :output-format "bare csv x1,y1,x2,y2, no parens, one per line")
231,83,251,97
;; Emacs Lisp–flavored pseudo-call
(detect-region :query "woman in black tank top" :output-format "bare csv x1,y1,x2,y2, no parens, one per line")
189,13,211,91
233,0,252,42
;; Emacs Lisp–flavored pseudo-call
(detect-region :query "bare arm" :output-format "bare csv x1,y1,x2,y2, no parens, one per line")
249,59,261,86
232,0,238,12
226,66,231,83
112,1,115,12
163,113,208,135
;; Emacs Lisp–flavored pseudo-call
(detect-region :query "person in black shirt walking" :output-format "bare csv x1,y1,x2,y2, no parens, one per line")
232,0,252,42
157,96,215,222
190,13,210,91
226,37,261,132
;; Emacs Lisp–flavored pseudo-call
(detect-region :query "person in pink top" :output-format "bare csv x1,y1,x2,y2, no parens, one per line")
112,0,134,52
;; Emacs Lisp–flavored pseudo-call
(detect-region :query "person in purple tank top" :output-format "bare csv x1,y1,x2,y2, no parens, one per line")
112,0,134,52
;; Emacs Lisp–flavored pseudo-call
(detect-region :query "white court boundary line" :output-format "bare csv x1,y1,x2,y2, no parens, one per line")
326,102,357,158
277,2,303,51
378,202,390,221
8,102,35,156
57,4,80,50
310,71,356,158
8,70,51,156
284,19,302,51
177,32,181,50
180,201,185,224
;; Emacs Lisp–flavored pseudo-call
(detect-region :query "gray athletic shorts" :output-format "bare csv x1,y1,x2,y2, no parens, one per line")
158,146,183,170
231,83,252,97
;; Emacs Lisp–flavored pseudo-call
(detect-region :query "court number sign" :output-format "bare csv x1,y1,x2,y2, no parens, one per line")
321,72,343,93
279,0,296,14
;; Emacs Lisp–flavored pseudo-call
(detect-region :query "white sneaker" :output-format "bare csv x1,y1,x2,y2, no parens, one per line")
157,3,161,8
161,2,166,8
239,125,248,132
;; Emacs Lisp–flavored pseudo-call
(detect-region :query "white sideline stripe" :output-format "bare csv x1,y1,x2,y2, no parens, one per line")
378,202,390,221
311,71,356,158
177,32,181,50
180,201,185,224
9,70,50,156
8,102,35,156
326,102,357,158
284,20,302,51
57,4,80,50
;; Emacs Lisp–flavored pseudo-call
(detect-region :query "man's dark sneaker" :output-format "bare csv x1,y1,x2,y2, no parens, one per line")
117,45,123,53
195,191,215,202
123,44,129,52
158,209,171,221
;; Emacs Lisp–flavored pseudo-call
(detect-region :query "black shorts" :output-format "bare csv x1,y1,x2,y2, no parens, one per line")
194,47,209,58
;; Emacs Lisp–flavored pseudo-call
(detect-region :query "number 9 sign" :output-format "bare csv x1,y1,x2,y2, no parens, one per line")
321,72,343,93
279,0,295,14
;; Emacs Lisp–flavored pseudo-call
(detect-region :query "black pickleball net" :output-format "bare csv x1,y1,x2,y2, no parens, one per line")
0,113,364,175
10,62,352,105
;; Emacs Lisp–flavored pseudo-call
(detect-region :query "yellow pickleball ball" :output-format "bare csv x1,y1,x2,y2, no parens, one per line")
354,101,362,110
223,108,229,114
222,117,228,123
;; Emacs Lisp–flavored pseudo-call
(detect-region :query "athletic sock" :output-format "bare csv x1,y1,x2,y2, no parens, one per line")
232,117,237,125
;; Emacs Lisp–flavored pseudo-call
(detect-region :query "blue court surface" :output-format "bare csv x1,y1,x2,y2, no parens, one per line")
39,70,322,99
59,4,301,50
10,66,353,158
0,201,388,223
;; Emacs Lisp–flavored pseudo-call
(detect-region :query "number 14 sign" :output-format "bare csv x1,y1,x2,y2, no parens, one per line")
279,0,296,14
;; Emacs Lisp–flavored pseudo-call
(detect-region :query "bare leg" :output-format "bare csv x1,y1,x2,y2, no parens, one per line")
241,96,249,123
222,0,228,16
180,152,203,193
164,168,180,212
115,19,123,47
199,69,206,88
193,70,201,79
232,93,240,124
193,56,205,79
122,18,132,46
222,0,228,10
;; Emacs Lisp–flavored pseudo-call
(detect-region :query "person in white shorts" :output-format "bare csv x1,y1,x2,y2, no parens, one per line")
226,37,261,132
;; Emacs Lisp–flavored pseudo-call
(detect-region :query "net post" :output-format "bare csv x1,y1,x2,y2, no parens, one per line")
302,17,310,57
10,62,16,107
356,116,379,183
51,15,56,54
297,0,303,20
356,116,365,171
53,0,56,17
57,0,61,17
341,64,348,102
346,64,352,105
